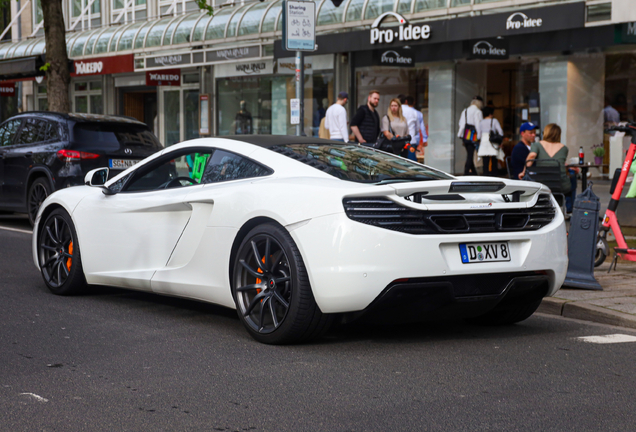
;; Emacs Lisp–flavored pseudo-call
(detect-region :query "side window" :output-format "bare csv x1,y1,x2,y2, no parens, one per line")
123,149,213,193
0,119,22,146
201,150,271,184
46,121,62,141
17,118,47,144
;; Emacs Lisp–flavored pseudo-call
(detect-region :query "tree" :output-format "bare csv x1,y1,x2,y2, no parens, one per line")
41,0,70,113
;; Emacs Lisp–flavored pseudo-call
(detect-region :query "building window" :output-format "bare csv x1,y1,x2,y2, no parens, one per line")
159,0,199,17
69,0,101,30
586,3,611,23
111,0,147,24
73,80,103,114
32,0,44,37
37,85,48,111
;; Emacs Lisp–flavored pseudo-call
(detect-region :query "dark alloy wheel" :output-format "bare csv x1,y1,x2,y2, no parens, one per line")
232,223,331,344
38,209,86,295
28,178,51,226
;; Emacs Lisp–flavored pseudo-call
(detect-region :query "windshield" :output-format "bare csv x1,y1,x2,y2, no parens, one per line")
269,144,453,183
71,123,162,151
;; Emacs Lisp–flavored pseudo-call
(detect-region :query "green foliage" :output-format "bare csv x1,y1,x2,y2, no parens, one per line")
592,144,605,157
39,62,50,72
195,0,214,16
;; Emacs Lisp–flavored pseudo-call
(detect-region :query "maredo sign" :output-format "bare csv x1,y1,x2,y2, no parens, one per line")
145,69,181,86
71,54,134,77
370,12,431,45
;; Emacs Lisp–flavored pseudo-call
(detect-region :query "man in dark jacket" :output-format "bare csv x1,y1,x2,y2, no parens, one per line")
510,122,538,179
350,90,380,144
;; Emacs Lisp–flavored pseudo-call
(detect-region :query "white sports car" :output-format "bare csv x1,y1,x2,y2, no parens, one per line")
32,136,567,344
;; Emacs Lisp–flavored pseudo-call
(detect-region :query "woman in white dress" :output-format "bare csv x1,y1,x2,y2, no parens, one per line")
477,107,504,177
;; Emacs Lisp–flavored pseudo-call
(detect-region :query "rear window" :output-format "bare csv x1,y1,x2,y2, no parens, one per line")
71,123,161,151
269,144,453,183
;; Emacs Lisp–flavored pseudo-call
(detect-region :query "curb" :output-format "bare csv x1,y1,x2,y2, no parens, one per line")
539,297,636,330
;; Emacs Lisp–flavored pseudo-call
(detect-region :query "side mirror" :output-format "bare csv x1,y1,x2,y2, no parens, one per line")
84,167,109,186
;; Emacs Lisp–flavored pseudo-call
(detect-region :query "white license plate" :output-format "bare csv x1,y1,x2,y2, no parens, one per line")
459,242,511,263
109,159,138,169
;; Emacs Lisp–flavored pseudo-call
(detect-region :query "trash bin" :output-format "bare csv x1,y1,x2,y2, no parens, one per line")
563,184,602,290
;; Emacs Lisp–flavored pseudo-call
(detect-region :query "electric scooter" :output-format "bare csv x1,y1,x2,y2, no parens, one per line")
595,123,636,269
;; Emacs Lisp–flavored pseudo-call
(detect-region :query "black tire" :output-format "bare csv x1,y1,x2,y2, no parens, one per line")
467,299,543,326
594,234,608,267
232,223,331,344
28,177,52,226
37,208,86,295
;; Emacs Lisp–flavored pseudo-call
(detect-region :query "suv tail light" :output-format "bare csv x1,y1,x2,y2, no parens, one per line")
57,149,100,161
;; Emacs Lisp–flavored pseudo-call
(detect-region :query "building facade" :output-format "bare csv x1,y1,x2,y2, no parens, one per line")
0,0,635,174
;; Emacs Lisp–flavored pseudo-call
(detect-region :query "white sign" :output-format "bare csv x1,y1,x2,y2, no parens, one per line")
284,1,316,51
505,12,543,30
75,61,103,75
215,59,274,78
369,12,431,45
290,98,300,125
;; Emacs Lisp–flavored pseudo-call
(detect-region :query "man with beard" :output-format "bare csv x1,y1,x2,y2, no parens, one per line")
351,90,380,145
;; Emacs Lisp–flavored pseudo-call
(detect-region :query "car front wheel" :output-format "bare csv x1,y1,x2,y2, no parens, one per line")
28,177,51,226
38,208,86,295
232,223,331,344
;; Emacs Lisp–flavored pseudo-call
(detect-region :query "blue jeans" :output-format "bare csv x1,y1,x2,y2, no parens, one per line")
565,169,578,212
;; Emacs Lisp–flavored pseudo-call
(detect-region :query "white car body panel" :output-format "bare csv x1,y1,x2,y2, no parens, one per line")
32,137,568,318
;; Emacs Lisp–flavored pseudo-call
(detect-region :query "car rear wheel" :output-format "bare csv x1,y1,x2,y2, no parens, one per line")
38,208,86,295
467,298,543,326
28,178,51,226
232,223,331,344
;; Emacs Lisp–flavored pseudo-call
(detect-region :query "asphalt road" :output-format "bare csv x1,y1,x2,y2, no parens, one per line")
2,214,636,431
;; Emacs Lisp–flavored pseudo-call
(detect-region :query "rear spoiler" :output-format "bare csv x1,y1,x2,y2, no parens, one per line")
388,177,543,198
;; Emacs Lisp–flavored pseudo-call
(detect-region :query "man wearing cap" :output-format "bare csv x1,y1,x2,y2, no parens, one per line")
325,91,349,142
510,122,538,179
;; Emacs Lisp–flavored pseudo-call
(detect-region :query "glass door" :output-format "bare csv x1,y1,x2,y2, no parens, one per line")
159,85,200,146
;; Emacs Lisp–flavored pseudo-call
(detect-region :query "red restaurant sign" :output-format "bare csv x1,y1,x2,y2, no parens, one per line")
71,54,135,77
0,83,15,97
145,69,181,86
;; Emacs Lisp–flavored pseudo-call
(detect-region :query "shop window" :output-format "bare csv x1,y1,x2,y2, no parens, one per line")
605,54,636,124
586,3,611,23
73,80,103,114
37,85,48,112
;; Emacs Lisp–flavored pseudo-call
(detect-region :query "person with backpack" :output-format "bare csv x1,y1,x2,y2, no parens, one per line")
351,90,381,145
457,96,484,175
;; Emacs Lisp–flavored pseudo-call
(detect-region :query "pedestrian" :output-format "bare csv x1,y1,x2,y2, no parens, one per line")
603,96,620,126
457,96,484,175
509,122,538,179
412,100,428,160
380,98,409,145
476,107,504,177
324,91,349,142
399,95,420,161
351,90,380,145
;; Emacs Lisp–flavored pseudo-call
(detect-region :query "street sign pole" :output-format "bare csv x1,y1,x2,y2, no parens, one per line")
295,50,304,136
282,1,315,136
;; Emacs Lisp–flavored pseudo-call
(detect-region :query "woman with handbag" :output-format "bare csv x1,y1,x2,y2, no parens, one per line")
477,107,504,177
457,96,484,175
380,98,410,156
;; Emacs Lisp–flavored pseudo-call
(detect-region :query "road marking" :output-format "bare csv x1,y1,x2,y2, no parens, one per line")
577,334,636,344
19,393,49,402
0,225,32,234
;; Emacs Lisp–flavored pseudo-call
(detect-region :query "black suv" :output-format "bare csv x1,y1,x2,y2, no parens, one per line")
0,112,163,224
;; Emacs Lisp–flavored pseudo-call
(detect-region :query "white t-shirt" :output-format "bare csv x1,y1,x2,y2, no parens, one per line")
457,104,484,138
324,103,348,141
401,105,420,144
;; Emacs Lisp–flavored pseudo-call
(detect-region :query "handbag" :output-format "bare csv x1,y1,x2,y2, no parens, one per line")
489,118,504,149
462,110,478,143
377,116,411,155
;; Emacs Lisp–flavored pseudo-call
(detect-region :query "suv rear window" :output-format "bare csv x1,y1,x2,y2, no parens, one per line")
71,123,161,151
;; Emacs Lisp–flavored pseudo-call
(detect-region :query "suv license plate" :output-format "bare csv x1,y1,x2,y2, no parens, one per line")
109,159,138,169
459,242,511,263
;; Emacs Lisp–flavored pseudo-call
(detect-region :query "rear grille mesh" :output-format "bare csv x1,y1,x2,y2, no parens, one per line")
343,194,556,234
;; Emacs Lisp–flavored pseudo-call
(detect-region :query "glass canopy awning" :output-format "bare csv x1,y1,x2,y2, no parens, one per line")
0,0,432,60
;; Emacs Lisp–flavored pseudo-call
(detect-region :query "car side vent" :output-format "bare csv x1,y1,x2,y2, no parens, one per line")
343,194,556,234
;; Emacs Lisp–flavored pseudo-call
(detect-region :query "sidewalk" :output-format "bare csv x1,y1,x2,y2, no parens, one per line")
537,178,636,328
539,261,636,328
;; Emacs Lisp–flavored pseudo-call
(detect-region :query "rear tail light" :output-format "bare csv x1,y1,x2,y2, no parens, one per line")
57,149,100,161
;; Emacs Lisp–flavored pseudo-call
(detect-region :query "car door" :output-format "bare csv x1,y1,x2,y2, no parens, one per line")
4,118,48,206
72,147,215,291
0,118,24,208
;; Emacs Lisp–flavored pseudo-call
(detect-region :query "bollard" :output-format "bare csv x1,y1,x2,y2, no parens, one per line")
563,183,602,290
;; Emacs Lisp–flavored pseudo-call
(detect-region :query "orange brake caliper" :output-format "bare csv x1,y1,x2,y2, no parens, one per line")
66,241,73,271
254,256,266,294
